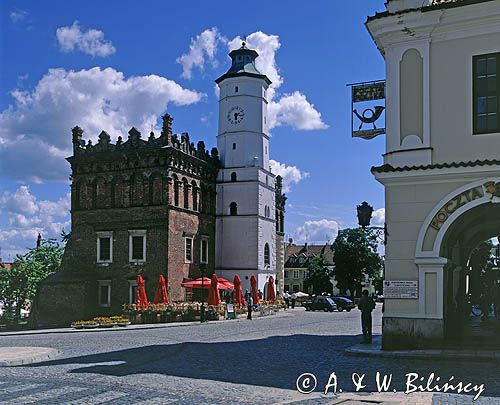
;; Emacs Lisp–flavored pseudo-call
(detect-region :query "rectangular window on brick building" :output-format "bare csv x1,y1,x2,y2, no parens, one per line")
96,231,113,263
200,239,208,264
98,280,111,307
185,237,193,263
129,230,146,263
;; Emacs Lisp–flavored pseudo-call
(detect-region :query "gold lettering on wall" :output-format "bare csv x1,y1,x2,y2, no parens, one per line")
429,186,484,231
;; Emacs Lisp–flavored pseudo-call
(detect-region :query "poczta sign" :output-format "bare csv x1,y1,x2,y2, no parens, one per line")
429,186,484,230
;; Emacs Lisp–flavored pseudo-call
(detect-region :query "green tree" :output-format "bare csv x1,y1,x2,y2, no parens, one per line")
332,228,383,297
303,255,333,295
0,238,64,323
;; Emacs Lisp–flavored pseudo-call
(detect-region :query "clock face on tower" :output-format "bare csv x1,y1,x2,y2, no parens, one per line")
227,106,245,124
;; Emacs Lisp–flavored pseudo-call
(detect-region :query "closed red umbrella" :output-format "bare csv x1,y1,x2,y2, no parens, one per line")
233,275,245,306
267,275,276,301
153,275,169,304
208,274,221,305
136,275,148,309
250,274,259,305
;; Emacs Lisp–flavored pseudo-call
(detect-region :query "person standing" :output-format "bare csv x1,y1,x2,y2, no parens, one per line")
358,290,376,344
283,291,290,308
291,292,297,309
245,290,253,320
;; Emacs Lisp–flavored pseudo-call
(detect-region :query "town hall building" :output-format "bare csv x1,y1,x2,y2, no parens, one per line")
34,44,286,326
365,0,500,349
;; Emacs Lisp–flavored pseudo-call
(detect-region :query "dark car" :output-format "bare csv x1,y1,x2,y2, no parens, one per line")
303,296,338,312
331,297,355,312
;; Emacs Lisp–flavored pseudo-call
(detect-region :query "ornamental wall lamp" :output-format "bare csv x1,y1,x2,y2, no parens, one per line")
356,201,388,245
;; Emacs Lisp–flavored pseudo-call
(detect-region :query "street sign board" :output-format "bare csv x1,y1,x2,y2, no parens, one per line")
383,280,418,299
226,303,236,319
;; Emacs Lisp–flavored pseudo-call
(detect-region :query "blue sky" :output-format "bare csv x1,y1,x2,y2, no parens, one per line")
0,0,387,259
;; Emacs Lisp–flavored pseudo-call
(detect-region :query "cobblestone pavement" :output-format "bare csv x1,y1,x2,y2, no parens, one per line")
0,306,499,404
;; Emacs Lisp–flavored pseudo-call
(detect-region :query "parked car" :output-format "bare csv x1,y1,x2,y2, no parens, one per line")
331,297,355,312
303,296,337,312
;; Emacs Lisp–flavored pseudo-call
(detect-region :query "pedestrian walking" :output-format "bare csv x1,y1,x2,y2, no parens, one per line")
291,292,297,309
283,291,290,308
358,290,376,344
245,290,253,320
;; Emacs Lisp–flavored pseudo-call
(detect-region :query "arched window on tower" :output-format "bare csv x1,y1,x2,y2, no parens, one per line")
229,202,238,216
183,178,189,209
264,243,270,266
173,175,179,207
231,172,237,182
192,181,198,211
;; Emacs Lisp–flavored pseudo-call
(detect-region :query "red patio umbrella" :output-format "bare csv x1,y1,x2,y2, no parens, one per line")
250,274,259,305
181,277,212,289
208,274,221,305
233,275,245,306
136,275,149,309
267,275,276,302
153,275,169,304
218,277,235,290
181,277,231,290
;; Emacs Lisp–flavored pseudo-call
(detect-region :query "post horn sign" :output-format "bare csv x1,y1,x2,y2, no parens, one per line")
348,80,386,140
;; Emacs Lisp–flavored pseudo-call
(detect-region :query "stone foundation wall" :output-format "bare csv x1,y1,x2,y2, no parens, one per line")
382,316,444,349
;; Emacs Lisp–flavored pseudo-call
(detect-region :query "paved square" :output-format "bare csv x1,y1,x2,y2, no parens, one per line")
0,306,499,404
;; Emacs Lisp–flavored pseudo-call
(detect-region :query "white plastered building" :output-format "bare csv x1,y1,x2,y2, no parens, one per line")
366,0,500,349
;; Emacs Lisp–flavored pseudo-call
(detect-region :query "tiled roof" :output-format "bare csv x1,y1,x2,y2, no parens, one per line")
285,243,335,266
371,159,500,174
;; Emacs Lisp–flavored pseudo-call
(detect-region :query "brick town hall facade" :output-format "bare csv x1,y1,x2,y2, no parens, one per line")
34,44,286,326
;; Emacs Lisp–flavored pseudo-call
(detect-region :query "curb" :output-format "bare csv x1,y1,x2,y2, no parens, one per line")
0,309,294,337
0,347,61,367
345,337,500,362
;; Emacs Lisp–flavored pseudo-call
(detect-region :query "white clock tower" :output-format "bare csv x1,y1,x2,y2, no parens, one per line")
215,43,276,293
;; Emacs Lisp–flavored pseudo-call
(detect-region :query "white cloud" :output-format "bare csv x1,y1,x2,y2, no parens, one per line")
268,91,327,131
372,208,385,226
0,67,205,182
0,187,70,259
0,186,38,215
294,219,340,245
177,27,225,79
56,21,116,57
10,9,28,23
269,159,309,193
228,32,327,131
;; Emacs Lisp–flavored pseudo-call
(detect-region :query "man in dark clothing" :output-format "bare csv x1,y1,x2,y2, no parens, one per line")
358,290,376,343
245,290,253,320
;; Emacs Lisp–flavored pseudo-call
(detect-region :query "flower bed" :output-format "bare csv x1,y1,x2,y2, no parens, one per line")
71,316,130,329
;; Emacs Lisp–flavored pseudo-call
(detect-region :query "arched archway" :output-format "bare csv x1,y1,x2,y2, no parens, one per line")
414,179,500,347
439,202,500,345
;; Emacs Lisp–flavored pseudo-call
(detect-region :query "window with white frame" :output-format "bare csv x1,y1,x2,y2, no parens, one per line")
128,280,138,304
200,239,208,264
98,280,111,307
185,237,193,263
96,231,113,263
284,270,289,279
129,230,146,263
293,270,299,279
